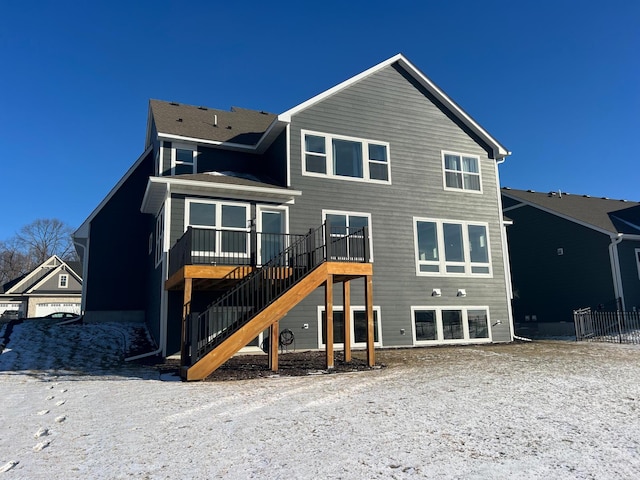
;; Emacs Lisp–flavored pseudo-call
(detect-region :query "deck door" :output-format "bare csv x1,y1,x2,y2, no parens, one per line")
257,206,288,266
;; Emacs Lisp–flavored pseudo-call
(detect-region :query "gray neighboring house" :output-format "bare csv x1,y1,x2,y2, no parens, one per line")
74,54,514,376
0,255,82,318
502,188,640,337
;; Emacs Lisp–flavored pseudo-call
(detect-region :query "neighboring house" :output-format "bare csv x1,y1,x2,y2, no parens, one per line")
74,53,514,379
502,188,640,337
0,255,82,318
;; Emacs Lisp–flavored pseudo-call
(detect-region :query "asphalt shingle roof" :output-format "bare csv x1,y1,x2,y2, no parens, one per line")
149,100,277,146
502,188,640,235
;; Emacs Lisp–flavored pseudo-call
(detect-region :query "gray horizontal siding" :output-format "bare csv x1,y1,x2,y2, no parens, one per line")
279,63,511,347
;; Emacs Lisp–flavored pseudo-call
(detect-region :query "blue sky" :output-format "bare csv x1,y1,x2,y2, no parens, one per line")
0,1,638,240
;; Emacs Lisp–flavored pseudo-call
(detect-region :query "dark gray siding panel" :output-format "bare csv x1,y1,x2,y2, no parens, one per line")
85,151,155,313
34,271,82,294
161,141,172,176
282,64,512,347
506,205,616,323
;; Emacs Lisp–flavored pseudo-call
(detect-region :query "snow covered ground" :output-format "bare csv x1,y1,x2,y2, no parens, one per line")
1,319,640,479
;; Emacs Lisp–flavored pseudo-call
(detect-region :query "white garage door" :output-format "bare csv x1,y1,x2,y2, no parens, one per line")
35,303,81,317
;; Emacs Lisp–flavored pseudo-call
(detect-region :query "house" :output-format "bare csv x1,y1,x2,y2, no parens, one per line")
501,188,640,337
74,54,514,380
0,255,82,318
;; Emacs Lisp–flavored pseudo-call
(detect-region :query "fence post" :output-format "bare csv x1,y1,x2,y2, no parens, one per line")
189,311,200,366
363,226,370,263
325,221,331,261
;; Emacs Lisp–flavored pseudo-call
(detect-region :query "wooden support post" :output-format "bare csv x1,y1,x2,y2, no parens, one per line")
269,320,279,372
343,280,351,363
365,274,375,367
180,277,193,365
325,275,334,369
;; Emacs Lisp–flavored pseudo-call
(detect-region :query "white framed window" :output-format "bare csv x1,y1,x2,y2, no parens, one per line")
442,151,482,193
317,305,383,348
185,199,250,258
636,248,640,280
58,274,69,288
155,207,164,267
172,143,197,175
322,210,373,262
411,306,491,344
302,130,391,184
413,217,491,276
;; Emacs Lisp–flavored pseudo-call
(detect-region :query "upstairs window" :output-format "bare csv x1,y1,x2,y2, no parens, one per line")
414,218,491,276
58,274,69,288
443,151,481,192
302,130,390,184
172,143,196,175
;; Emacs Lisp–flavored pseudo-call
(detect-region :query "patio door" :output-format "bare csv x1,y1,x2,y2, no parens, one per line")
257,206,288,265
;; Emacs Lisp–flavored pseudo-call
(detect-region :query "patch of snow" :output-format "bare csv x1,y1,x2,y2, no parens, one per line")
1,321,640,478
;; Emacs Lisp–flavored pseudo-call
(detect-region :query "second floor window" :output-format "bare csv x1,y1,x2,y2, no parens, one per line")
172,144,196,175
302,130,390,184
443,151,481,192
186,200,250,256
58,274,68,288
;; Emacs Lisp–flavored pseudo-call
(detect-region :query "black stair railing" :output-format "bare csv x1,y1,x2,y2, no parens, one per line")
182,222,370,367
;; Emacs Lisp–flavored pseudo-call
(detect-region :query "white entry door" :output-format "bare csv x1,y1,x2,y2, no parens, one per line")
256,206,288,265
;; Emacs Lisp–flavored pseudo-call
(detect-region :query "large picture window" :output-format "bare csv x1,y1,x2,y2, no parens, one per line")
442,151,481,192
414,218,491,276
302,130,390,184
185,199,249,258
412,307,491,344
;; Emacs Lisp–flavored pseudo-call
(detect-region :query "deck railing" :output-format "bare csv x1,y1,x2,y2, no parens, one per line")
182,222,370,366
168,227,306,278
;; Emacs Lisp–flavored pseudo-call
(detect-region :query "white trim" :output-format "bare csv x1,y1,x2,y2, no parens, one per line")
155,206,165,268
285,124,291,187
140,176,302,216
170,142,197,175
256,205,290,265
322,209,374,262
279,53,510,160
317,305,383,348
441,151,483,194
413,217,492,277
26,263,82,294
411,306,492,345
495,162,514,340
301,129,391,185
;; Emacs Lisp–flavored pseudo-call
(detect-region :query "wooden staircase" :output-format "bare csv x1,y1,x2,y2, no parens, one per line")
179,223,374,381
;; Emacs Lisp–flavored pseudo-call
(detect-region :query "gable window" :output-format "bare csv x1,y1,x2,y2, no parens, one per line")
442,152,481,192
414,217,491,276
186,199,250,258
302,130,391,184
318,305,382,348
58,274,68,288
172,143,196,175
412,307,491,344
323,210,372,262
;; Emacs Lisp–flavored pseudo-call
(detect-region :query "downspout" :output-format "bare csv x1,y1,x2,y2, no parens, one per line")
608,233,625,311
495,157,516,341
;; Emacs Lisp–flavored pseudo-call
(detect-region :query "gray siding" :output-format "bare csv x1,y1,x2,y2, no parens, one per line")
278,64,511,348
34,271,82,294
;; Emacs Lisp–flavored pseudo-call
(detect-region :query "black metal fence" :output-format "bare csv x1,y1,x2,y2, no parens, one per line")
182,222,370,366
574,307,640,344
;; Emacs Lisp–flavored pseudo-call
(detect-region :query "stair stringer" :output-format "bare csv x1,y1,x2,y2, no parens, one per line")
184,263,330,381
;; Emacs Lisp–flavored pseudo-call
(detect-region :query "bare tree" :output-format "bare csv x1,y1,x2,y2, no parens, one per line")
0,219,77,286
16,219,75,265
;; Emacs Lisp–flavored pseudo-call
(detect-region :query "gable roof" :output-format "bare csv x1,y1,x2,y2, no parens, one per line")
1,255,83,295
279,53,510,160
148,100,282,153
502,188,640,236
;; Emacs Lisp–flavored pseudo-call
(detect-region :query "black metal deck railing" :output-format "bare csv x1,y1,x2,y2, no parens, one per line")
182,222,370,367
168,227,306,278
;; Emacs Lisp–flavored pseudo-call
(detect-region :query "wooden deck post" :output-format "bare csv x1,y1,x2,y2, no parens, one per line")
325,275,334,369
365,274,375,367
343,280,351,363
269,320,279,372
180,277,193,364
